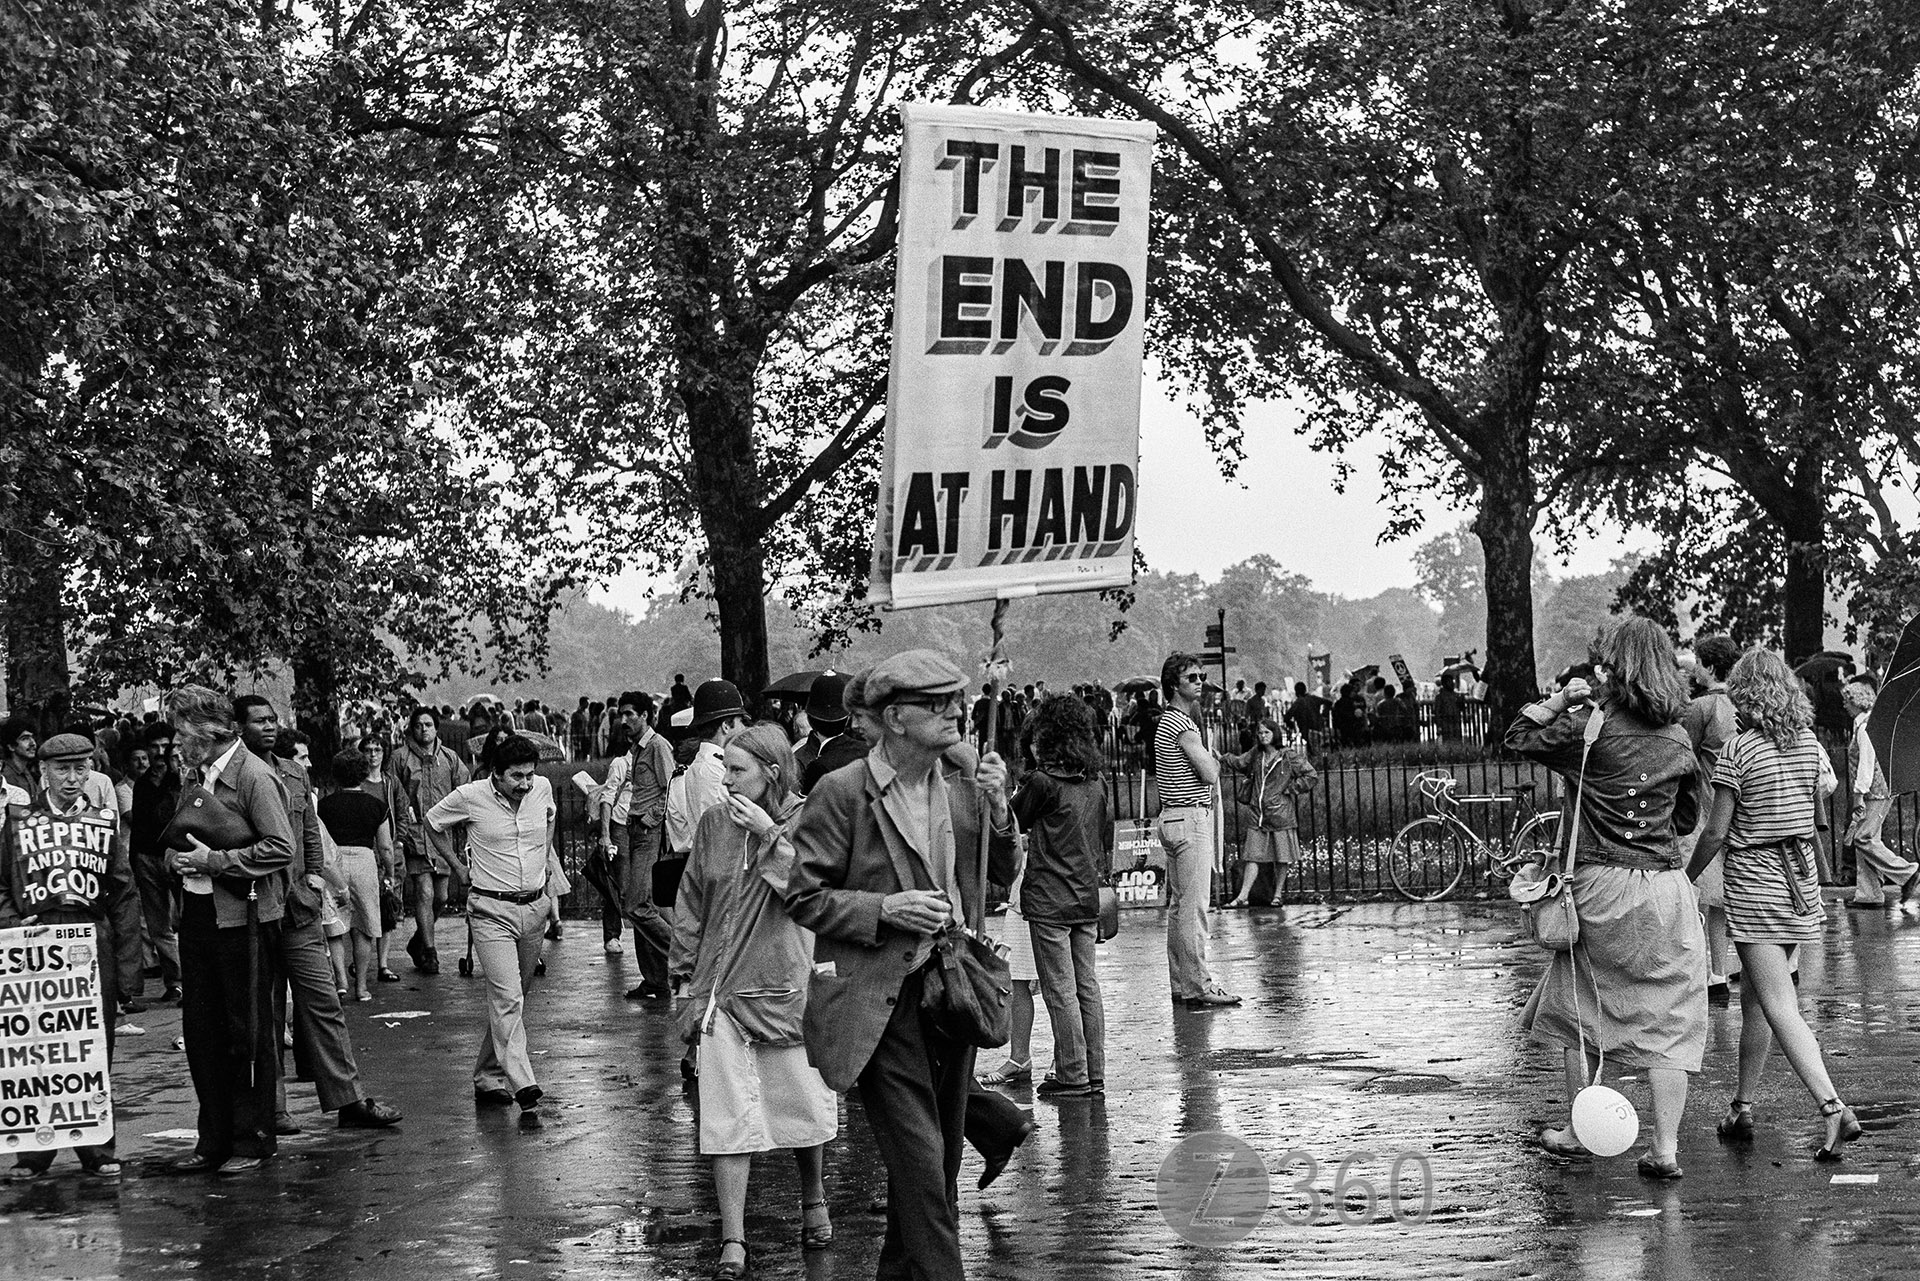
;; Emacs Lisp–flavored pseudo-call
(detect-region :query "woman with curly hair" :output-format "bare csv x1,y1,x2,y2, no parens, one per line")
1011,694,1113,1097
1686,649,1858,1160
1508,616,1706,1179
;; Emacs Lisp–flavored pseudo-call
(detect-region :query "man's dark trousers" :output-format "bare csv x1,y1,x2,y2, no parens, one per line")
856,968,972,1281
275,918,364,1111
180,897,279,1161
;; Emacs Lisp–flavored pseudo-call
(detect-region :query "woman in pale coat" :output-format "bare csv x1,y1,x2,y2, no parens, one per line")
671,723,837,1279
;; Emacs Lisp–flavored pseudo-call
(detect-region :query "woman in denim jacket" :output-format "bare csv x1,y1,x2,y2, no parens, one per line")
1508,617,1705,1180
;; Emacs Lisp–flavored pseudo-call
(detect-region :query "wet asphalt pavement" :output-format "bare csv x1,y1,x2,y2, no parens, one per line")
9,894,1920,1281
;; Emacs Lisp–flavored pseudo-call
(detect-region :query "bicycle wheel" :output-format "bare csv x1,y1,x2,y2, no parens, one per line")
1506,811,1561,875
1386,817,1470,902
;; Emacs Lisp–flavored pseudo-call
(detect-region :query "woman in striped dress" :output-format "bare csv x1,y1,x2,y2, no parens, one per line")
1685,648,1858,1160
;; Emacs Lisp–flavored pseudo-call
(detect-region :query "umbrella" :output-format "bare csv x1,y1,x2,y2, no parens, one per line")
766,669,832,698
1868,615,1920,794
1112,676,1159,693
580,838,626,921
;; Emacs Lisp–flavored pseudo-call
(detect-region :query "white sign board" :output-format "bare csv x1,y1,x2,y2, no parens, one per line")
870,103,1155,609
0,924,114,1152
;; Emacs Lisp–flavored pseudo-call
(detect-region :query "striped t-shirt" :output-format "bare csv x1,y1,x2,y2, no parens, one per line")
1712,727,1828,849
1154,707,1212,807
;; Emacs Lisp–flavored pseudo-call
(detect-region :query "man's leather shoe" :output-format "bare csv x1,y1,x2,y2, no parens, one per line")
515,1085,544,1110
273,1112,302,1136
168,1153,225,1175
219,1156,269,1174
338,1098,403,1129
474,1087,514,1107
976,1113,1038,1190
625,982,670,1001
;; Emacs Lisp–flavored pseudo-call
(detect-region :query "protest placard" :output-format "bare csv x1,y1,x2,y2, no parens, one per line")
869,104,1156,609
10,810,117,915
0,924,114,1152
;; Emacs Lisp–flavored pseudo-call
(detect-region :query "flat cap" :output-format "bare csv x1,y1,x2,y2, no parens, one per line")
38,733,95,763
866,650,966,708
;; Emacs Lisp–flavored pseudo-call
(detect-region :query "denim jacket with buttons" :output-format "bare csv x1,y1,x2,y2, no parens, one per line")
1507,705,1701,871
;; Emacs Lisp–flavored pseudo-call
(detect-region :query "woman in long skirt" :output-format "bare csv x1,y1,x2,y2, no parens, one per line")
1508,616,1707,1179
1687,648,1860,1159
671,724,837,1279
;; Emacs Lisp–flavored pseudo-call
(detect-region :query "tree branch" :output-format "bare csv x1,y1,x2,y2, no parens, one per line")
751,376,887,537
1025,2,1481,471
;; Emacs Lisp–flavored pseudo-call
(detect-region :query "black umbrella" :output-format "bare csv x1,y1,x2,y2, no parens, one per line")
1112,676,1159,693
766,669,831,698
581,841,626,920
1868,615,1920,795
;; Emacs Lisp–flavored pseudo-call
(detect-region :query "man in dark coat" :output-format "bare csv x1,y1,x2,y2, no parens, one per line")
786,651,1024,1281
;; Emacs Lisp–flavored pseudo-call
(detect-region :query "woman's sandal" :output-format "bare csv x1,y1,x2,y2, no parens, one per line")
1636,1151,1684,1181
84,1161,123,1179
714,1237,751,1281
1716,1098,1754,1142
377,968,402,983
1815,1098,1862,1162
801,1199,833,1251
977,1059,1031,1087
1537,1127,1592,1159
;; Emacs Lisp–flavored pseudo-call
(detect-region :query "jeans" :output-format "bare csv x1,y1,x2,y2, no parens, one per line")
610,819,672,990
1027,918,1105,1084
130,850,181,989
1159,805,1221,999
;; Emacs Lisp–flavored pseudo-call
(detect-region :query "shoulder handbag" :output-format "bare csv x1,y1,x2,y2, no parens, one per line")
919,769,1014,1050
1509,708,1603,953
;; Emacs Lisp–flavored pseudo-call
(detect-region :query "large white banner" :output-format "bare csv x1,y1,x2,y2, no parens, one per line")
869,104,1155,609
0,924,114,1152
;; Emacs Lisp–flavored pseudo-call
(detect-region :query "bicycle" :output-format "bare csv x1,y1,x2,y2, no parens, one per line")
1386,770,1561,902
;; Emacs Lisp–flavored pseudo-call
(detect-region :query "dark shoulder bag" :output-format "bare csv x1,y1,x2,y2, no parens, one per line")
918,773,1013,1050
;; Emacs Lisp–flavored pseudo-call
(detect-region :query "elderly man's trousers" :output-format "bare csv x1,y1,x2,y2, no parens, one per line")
856,968,972,1281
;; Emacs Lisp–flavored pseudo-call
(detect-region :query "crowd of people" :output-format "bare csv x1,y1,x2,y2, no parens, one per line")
0,620,1909,1265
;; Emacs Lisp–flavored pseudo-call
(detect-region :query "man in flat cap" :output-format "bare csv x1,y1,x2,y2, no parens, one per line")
5,733,133,1178
786,649,1021,1281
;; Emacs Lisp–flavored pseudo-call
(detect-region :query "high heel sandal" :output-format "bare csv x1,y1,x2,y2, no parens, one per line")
714,1237,751,1281
800,1199,833,1251
977,1059,1031,1086
1815,1098,1862,1162
1716,1098,1754,1142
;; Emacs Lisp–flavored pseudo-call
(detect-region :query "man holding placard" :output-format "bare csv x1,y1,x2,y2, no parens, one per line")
4,733,130,1179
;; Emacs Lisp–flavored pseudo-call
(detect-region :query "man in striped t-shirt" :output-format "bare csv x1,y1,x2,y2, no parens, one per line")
1154,653,1241,1008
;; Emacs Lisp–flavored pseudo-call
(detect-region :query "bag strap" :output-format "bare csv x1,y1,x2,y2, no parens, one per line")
1561,707,1605,877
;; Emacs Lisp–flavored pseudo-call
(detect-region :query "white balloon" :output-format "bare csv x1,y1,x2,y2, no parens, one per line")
1572,1084,1640,1157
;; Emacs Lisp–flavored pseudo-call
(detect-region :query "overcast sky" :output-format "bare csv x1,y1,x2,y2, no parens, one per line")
594,370,1636,618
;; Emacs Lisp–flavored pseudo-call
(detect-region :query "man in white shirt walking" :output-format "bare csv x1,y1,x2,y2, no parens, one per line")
426,735,567,1129
1844,674,1917,910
